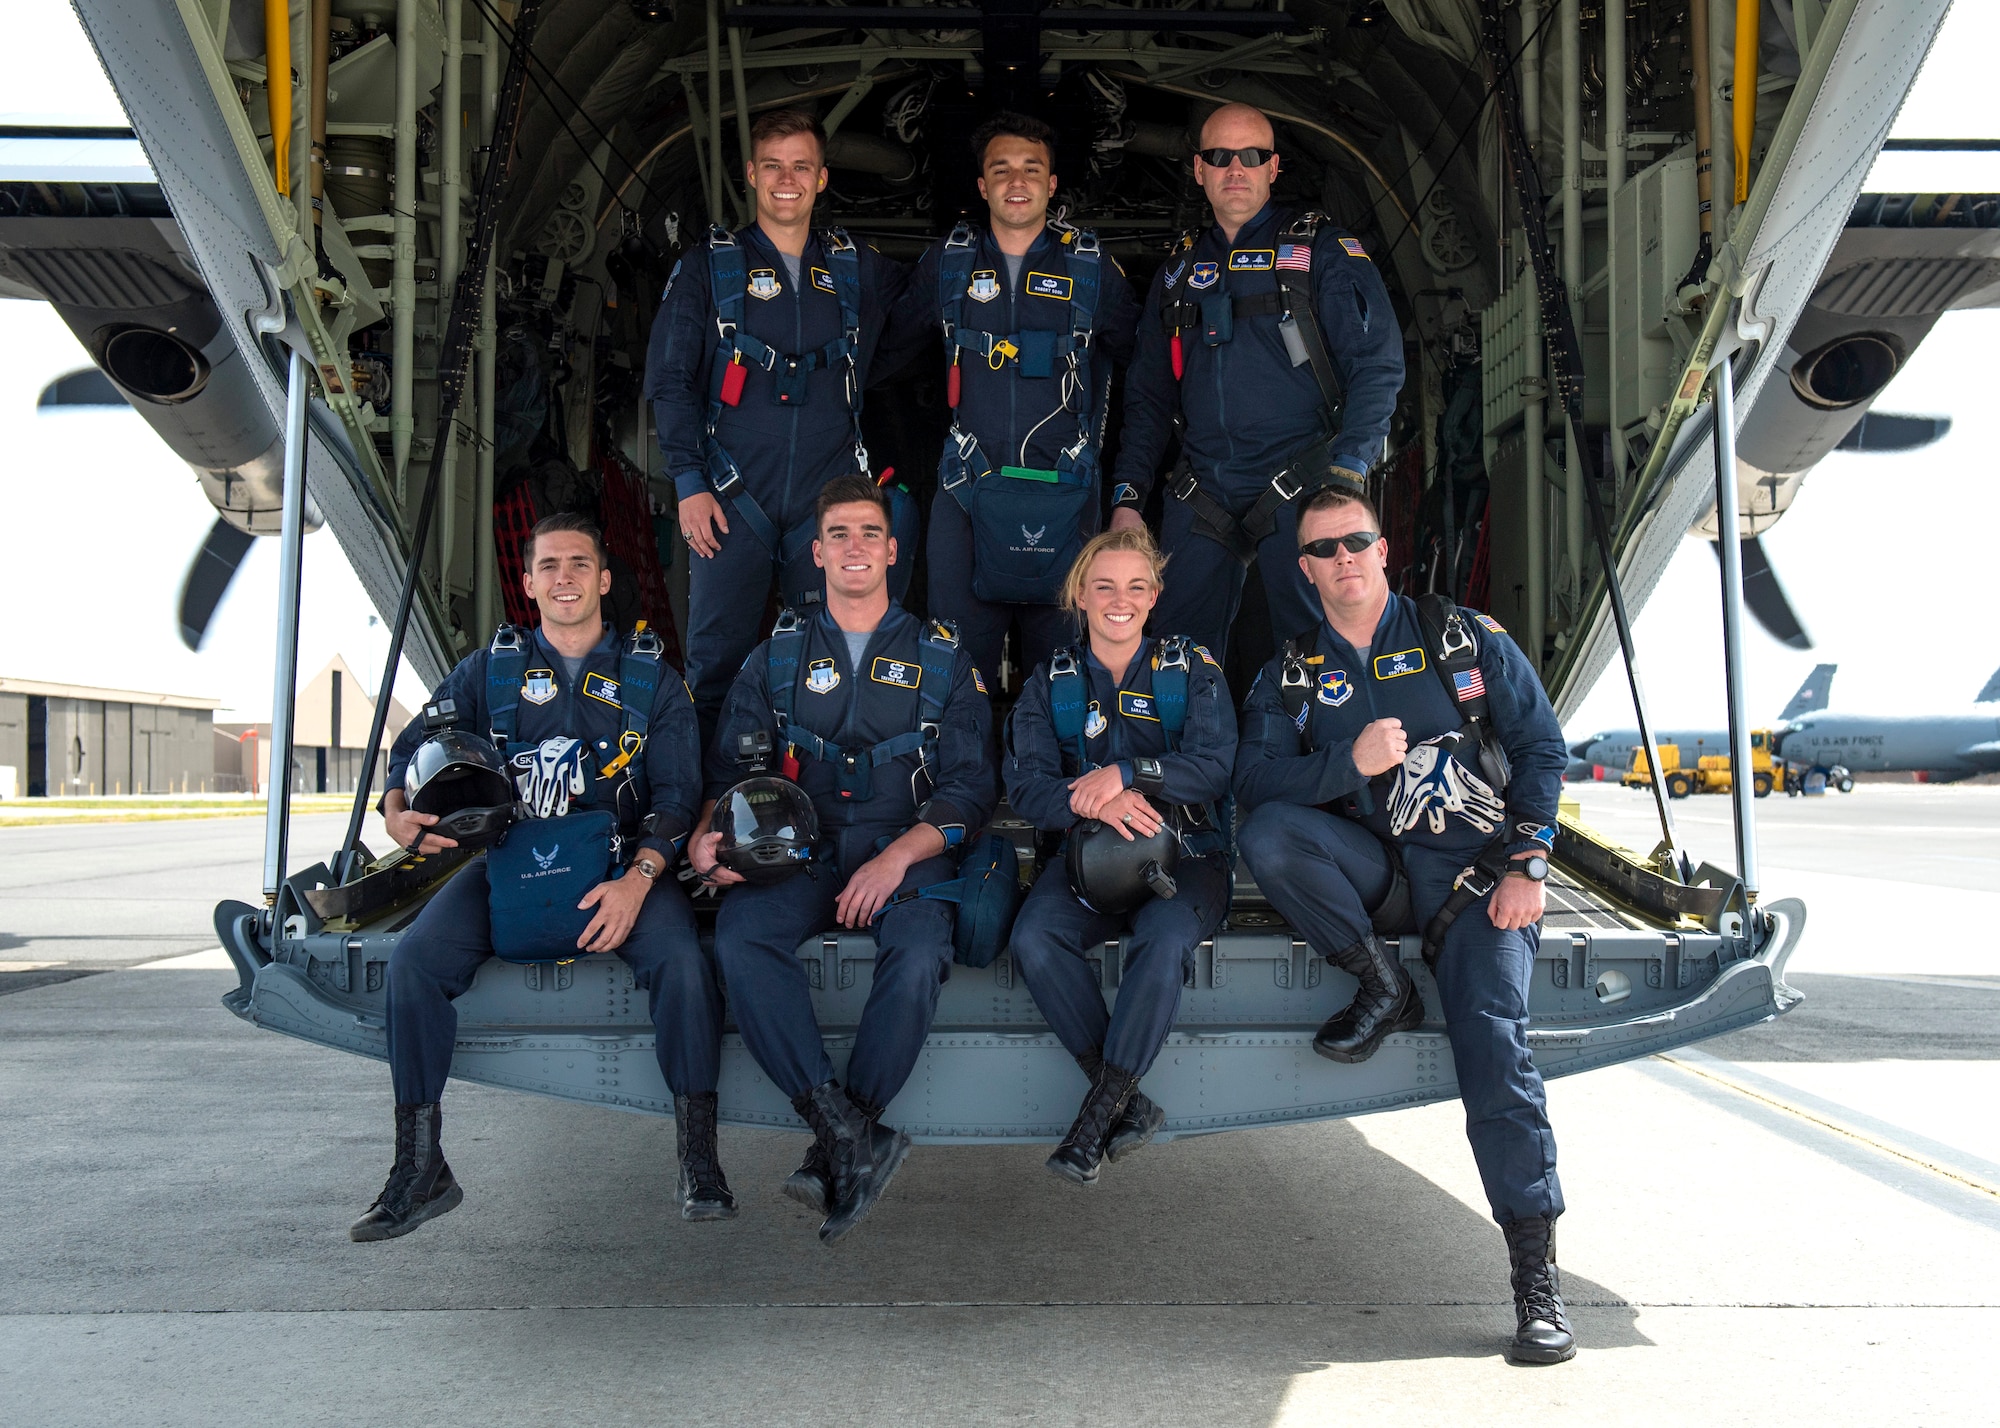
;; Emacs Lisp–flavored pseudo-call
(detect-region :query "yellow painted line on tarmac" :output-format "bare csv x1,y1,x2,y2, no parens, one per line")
1657,1052,2000,1201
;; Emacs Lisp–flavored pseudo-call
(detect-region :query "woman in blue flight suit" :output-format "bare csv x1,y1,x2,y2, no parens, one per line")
1003,528,1238,1185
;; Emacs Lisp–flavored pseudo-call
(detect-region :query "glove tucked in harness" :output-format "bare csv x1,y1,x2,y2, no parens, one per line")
1161,213,1360,564
935,220,1104,604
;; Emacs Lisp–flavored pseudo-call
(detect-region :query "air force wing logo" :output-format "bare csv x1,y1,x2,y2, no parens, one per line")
1387,734,1507,838
532,844,560,872
805,658,841,695
968,270,1000,303
1316,670,1353,707
521,669,557,705
1162,259,1187,289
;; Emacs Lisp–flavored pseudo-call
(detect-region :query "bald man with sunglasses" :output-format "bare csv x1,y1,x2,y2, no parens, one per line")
1109,103,1405,666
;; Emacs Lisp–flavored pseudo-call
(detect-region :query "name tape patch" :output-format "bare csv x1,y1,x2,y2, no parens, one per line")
1117,690,1159,722
581,671,623,707
1228,248,1275,271
1372,648,1427,680
1025,271,1072,301
870,657,922,690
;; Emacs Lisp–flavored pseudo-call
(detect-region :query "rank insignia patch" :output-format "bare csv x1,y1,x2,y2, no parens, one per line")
805,658,840,695
1373,648,1427,680
521,669,557,705
1026,271,1072,300
968,270,1000,303
581,671,623,707
870,657,922,689
1189,261,1219,290
746,269,781,300
1317,670,1353,707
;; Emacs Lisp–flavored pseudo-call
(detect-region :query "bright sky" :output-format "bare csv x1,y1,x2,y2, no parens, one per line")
5,1,1998,726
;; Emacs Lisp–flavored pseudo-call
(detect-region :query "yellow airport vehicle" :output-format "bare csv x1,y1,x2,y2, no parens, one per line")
1627,732,1779,799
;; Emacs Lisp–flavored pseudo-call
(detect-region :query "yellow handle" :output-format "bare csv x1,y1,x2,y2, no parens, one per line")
265,0,292,196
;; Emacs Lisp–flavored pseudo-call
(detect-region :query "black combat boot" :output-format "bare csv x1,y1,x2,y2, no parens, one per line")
781,1089,885,1217
1311,938,1425,1064
1502,1215,1577,1364
1046,1060,1141,1187
349,1102,463,1242
1077,1050,1165,1162
783,1090,835,1216
802,1081,910,1245
673,1092,738,1222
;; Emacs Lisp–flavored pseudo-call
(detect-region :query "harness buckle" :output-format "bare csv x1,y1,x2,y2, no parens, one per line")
1270,466,1306,503
1049,647,1081,681
1438,610,1477,661
490,625,526,655
1156,636,1191,673
628,626,666,661
1169,465,1201,504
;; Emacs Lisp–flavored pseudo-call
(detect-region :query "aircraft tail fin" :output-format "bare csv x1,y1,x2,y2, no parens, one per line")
1778,664,1837,721
1976,665,2000,705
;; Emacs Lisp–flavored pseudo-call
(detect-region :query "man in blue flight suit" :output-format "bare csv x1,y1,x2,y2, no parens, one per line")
887,111,1138,686
687,475,997,1244
1109,102,1405,665
1003,528,1236,1185
645,108,910,744
1232,488,1576,1364
356,513,727,1242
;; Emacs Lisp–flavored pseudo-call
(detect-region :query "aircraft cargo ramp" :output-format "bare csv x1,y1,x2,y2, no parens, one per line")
214,819,1804,1143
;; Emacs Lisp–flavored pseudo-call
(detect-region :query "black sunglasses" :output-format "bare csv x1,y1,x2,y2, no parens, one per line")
1196,145,1276,169
1299,532,1381,558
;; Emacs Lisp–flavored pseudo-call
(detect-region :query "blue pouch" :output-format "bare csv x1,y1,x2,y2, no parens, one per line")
967,456,1097,605
486,810,620,962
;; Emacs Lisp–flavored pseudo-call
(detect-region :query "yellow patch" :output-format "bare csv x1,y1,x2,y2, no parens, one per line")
1372,648,1427,680
870,656,923,690
581,670,623,707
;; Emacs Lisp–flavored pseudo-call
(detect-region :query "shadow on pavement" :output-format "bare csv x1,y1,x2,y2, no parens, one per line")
1703,973,2000,1062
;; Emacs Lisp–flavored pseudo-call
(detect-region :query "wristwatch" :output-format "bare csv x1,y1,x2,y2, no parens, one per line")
1511,853,1549,883
633,856,664,882
1131,756,1166,796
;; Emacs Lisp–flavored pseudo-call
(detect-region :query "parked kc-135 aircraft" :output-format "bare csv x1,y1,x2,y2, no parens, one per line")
1567,663,1836,780
1774,664,2000,784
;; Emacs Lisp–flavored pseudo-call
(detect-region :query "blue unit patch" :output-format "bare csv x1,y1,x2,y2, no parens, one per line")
581,671,623,707
968,270,1000,303
1228,248,1275,271
1117,690,1159,722
1316,670,1353,707
870,656,923,689
805,658,841,695
1085,703,1108,739
521,669,557,706
747,269,781,300
811,266,835,294
1025,271,1072,301
1189,261,1219,290
1372,648,1427,680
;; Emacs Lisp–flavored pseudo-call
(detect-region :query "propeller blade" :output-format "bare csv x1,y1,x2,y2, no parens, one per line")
1712,536,1812,650
1836,412,1951,453
177,518,255,650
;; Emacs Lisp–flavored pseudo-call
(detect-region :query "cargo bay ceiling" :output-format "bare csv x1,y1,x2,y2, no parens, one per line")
47,1,1959,708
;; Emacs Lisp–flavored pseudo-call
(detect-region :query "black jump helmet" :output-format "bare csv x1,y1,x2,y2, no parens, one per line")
714,776,818,884
1065,816,1180,915
405,730,516,849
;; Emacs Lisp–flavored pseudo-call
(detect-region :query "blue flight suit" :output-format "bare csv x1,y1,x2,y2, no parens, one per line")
381,625,717,1105
888,224,1140,682
705,606,997,1110
1112,203,1405,663
1003,638,1237,1076
1233,596,1568,1225
644,225,911,741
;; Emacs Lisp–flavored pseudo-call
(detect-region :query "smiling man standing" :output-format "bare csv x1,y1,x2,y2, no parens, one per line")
888,111,1138,687
1110,102,1405,666
646,109,910,746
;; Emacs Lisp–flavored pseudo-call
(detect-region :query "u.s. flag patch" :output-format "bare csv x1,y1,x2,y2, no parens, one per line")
1339,236,1369,259
1276,243,1312,271
1453,667,1487,701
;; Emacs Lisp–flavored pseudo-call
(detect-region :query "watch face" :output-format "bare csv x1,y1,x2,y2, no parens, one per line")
1523,855,1548,882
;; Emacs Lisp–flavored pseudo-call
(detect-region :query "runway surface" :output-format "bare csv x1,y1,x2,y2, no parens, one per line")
1,788,1994,1425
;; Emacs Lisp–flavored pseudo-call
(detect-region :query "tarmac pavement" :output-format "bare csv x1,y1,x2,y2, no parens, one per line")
1,792,1995,1425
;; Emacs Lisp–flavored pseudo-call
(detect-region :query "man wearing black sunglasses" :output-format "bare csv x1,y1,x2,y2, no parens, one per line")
1107,102,1405,666
1231,487,1576,1365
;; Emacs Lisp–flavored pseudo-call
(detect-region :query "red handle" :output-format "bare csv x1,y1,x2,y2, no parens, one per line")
719,356,747,406
947,358,961,408
1170,332,1185,381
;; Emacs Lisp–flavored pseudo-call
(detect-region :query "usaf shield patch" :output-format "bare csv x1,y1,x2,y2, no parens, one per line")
805,658,840,695
747,268,781,300
1085,703,1108,739
521,669,557,706
1316,670,1353,707
1188,261,1219,290
968,270,1000,303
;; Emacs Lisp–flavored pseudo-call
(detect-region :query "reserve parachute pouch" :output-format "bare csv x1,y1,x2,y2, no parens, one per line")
486,809,620,962
1200,294,1233,346
968,452,1097,605
879,832,1023,969
1012,328,1060,379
